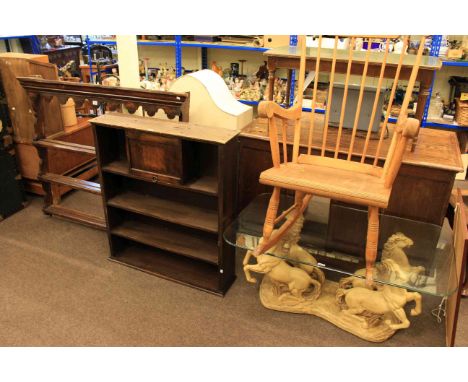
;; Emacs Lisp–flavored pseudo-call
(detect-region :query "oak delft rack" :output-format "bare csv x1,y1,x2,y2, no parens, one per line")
18,77,190,230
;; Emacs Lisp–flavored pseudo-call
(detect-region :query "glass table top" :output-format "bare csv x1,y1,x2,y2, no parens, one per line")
224,193,458,297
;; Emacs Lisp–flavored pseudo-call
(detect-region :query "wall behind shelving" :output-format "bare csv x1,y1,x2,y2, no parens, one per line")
0,39,23,53
432,66,468,102
138,46,185,69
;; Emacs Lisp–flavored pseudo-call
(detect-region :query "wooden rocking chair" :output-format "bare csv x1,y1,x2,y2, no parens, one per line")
250,35,426,285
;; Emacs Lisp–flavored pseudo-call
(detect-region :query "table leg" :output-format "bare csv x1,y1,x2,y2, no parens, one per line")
267,59,276,102
412,73,433,151
286,69,293,105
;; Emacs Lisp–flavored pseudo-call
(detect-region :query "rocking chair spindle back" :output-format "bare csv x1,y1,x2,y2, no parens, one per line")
251,35,427,285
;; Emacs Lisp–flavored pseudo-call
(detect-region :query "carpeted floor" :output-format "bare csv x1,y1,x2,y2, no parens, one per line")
0,194,467,346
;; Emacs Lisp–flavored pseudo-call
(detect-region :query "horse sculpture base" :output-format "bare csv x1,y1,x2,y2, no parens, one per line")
259,275,396,343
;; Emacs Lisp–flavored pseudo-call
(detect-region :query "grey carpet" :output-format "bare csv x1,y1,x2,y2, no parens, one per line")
0,194,467,346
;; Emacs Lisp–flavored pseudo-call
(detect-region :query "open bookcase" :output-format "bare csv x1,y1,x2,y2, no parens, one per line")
92,113,239,295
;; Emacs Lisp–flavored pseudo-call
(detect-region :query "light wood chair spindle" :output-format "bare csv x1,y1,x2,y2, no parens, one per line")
250,35,426,285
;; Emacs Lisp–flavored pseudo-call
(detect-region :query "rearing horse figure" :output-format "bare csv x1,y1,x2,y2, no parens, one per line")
336,284,422,330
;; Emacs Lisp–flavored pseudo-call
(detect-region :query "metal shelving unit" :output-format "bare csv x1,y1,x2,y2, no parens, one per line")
83,35,466,130
288,35,457,130
84,35,277,103
422,35,468,130
291,36,465,129
85,36,271,81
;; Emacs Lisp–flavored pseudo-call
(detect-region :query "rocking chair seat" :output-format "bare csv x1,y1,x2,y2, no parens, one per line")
259,162,391,208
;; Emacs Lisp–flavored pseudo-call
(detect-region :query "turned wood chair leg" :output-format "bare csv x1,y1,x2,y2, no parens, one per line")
295,190,305,205
365,206,380,286
263,187,281,241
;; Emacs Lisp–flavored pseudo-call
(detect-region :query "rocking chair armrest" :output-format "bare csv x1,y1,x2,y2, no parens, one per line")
383,117,421,188
402,118,420,139
258,101,302,121
394,117,420,138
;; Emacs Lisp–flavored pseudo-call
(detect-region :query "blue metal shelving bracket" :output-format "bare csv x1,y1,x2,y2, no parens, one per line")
87,40,117,45
180,42,268,52
423,122,468,131
430,35,442,56
0,35,34,40
442,60,468,67
89,40,117,45
175,35,182,77
289,35,298,106
0,35,41,54
30,36,41,54
1,35,17,40
239,100,259,106
137,41,175,47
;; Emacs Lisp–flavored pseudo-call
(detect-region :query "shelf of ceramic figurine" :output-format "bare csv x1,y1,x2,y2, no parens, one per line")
207,60,286,103
223,76,289,103
139,61,178,91
224,194,456,342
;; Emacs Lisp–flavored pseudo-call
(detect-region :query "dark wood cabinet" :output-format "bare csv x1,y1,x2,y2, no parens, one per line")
92,113,239,296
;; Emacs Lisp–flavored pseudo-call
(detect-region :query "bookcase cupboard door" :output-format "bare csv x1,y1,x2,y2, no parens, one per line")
126,130,192,185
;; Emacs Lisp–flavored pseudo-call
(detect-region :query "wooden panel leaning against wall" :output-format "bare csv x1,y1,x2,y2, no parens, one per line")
0,53,88,195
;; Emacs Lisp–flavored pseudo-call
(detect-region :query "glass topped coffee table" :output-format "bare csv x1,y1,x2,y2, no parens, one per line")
224,193,457,298
223,192,461,342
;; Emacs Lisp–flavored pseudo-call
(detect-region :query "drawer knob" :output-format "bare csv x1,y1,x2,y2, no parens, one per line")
152,175,158,183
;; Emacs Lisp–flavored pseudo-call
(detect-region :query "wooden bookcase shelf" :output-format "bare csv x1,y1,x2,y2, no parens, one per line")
92,113,239,295
109,239,220,293
108,191,219,234
110,211,218,264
